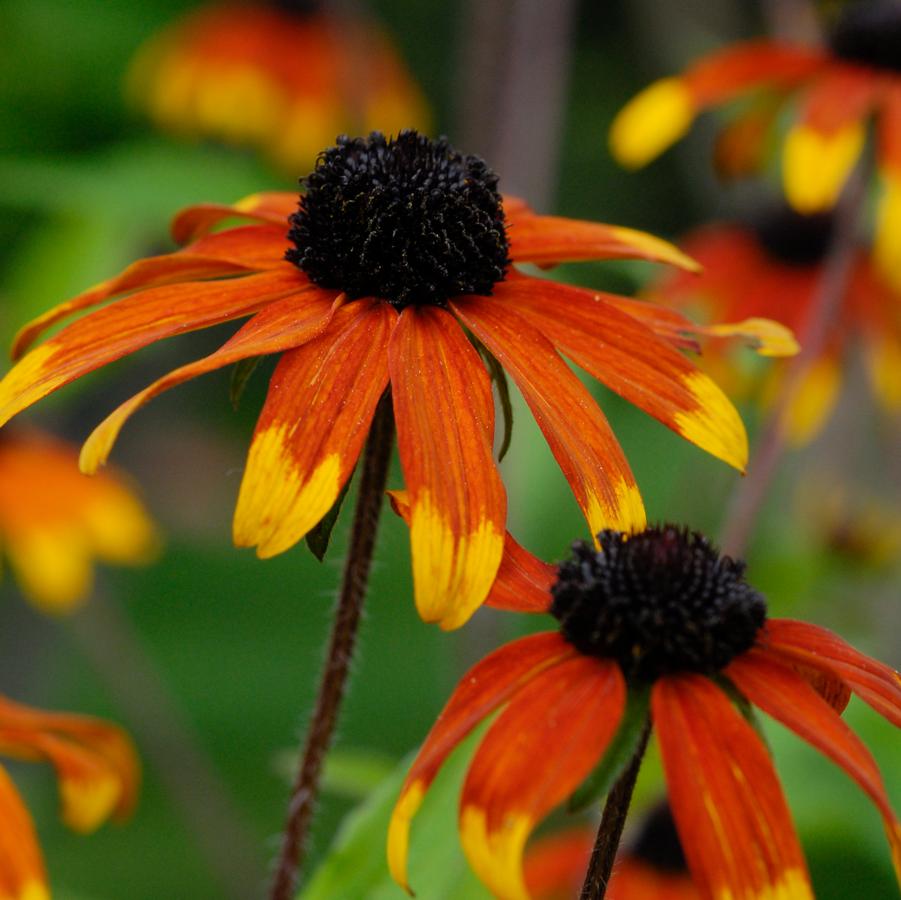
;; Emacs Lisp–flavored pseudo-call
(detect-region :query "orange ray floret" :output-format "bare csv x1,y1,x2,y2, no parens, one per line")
389,524,901,900
0,130,759,629
0,430,157,613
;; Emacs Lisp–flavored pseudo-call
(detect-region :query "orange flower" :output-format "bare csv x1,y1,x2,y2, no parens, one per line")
524,805,699,900
0,693,139,899
387,517,901,900
609,1,901,289
646,206,900,444
128,0,430,172
0,429,158,614
0,131,761,630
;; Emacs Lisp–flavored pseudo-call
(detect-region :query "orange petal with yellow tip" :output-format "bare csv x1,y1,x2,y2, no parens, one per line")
0,268,303,429
233,299,395,558
727,649,901,884
388,632,577,893
759,619,901,729
170,191,297,243
459,656,625,900
509,214,699,272
389,306,506,629
653,674,813,900
80,286,340,474
495,278,748,472
453,295,646,538
0,765,47,900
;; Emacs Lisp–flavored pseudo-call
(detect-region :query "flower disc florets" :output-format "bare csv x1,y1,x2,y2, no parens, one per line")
286,130,510,309
550,526,766,682
829,1,901,73
751,206,834,267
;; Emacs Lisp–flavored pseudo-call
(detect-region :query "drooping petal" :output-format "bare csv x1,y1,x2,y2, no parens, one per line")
0,765,47,900
11,225,292,360
496,278,748,471
759,619,901,728
459,656,625,900
728,649,901,881
453,295,646,537
653,674,813,900
388,632,576,892
233,298,395,558
508,215,699,271
0,268,304,428
389,306,506,630
80,287,341,473
170,191,297,243
782,66,877,213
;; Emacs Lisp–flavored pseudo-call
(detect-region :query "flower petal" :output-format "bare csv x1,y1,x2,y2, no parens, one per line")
389,307,506,630
453,295,646,537
782,66,876,213
760,619,901,728
388,632,575,893
0,268,304,428
509,215,699,271
459,656,625,900
0,765,47,900
170,191,297,243
496,278,748,471
233,298,395,557
653,674,812,900
79,287,340,474
728,649,901,881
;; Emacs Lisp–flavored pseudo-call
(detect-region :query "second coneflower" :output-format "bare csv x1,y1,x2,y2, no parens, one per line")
0,130,760,629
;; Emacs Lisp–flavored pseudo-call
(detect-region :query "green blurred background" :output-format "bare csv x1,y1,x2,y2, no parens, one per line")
0,0,897,897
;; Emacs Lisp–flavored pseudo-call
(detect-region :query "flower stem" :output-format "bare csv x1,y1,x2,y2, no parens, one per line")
719,156,870,559
269,393,394,900
579,719,652,900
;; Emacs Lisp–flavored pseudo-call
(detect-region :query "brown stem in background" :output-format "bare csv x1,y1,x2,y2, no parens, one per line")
579,720,652,900
269,393,394,900
719,156,870,559
70,594,263,900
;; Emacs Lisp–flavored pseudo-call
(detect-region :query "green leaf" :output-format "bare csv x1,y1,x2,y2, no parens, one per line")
229,357,261,410
305,477,353,562
300,734,489,900
568,684,650,812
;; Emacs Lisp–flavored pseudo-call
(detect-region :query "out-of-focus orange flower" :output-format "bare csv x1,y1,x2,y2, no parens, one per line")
387,513,901,900
0,131,776,630
525,804,699,900
610,1,901,289
128,0,430,173
0,693,140,899
0,430,158,614
647,206,900,444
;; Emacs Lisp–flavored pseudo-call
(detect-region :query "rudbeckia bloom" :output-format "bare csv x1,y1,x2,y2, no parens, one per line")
128,0,430,172
0,130,759,630
524,804,698,900
388,519,901,900
609,0,901,288
0,430,158,614
646,205,900,444
0,693,139,899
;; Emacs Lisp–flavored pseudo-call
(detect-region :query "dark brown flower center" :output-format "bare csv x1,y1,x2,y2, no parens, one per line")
286,130,510,309
750,206,834,267
829,1,901,73
550,526,765,682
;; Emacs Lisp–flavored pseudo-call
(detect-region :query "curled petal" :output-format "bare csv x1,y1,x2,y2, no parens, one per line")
170,191,297,243
654,674,813,900
0,765,47,900
234,299,395,558
389,307,506,630
80,286,340,474
388,633,575,893
453,296,646,537
728,649,901,882
459,656,625,900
